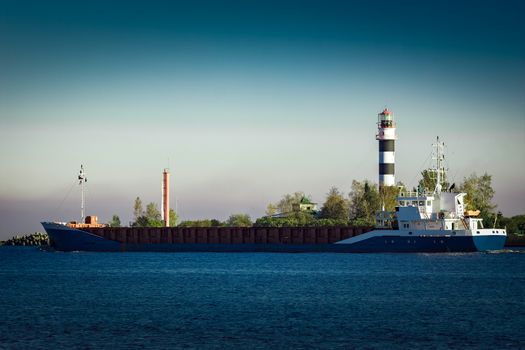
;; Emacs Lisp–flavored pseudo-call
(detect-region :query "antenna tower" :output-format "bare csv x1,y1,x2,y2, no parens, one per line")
431,137,445,194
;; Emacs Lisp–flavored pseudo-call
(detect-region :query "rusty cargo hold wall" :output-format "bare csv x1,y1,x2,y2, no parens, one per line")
83,226,373,245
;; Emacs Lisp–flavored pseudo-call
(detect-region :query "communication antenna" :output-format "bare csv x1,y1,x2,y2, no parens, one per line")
78,165,87,223
431,137,445,194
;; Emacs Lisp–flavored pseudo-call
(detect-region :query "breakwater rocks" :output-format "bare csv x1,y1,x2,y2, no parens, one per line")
1,232,49,246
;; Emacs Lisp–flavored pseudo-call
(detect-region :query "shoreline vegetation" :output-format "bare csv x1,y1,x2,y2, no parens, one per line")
503,233,525,247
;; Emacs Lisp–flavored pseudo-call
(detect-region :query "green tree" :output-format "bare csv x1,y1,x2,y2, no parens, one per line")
134,216,151,227
348,180,381,226
418,169,450,193
253,213,346,227
143,202,163,227
460,172,496,222
132,202,163,227
210,219,222,227
108,215,121,227
265,203,277,216
320,187,349,221
276,192,304,215
146,202,161,221
134,215,163,227
226,213,252,227
169,208,178,227
133,197,143,222
291,210,316,225
379,185,400,212
178,220,214,227
499,214,525,233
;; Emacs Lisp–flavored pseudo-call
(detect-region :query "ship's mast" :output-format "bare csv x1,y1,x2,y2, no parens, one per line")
78,165,87,223
432,137,445,194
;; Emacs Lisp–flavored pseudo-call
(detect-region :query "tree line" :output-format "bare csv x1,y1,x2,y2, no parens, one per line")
105,171,521,231
107,197,253,228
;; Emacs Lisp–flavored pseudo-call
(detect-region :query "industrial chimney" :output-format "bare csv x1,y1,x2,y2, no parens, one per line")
162,169,170,227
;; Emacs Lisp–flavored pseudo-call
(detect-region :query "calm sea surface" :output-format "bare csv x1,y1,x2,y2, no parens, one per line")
1,247,524,349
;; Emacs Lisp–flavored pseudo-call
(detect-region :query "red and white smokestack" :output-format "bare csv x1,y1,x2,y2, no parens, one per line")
162,169,170,227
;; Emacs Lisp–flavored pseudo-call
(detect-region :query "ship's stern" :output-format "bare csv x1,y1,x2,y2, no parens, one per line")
472,229,507,251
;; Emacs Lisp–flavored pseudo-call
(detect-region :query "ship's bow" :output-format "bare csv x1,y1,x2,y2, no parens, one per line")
41,222,120,252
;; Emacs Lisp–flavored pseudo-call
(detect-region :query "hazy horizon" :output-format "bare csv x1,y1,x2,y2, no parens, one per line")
1,0,524,239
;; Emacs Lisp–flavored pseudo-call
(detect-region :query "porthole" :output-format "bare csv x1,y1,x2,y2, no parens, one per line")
477,231,480,234
391,240,394,244
408,232,412,235
440,240,444,244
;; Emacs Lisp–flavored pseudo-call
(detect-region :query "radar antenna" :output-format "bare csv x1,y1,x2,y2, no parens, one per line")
431,137,445,194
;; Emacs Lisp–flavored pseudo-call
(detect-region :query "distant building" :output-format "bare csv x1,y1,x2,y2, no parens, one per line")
292,196,318,212
267,196,319,218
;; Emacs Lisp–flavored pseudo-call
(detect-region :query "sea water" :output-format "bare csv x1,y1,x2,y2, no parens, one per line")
0,247,524,349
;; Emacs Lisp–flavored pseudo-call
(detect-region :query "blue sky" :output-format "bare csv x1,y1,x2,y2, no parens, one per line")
1,0,524,238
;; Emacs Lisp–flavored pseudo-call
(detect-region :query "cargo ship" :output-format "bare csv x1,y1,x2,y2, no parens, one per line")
41,214,505,253
41,177,507,252
41,144,506,252
41,110,506,252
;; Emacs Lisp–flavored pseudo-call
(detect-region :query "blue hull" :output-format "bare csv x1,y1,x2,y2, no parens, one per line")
42,223,506,253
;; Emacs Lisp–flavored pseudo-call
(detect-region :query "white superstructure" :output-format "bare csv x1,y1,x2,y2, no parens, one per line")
337,136,506,251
